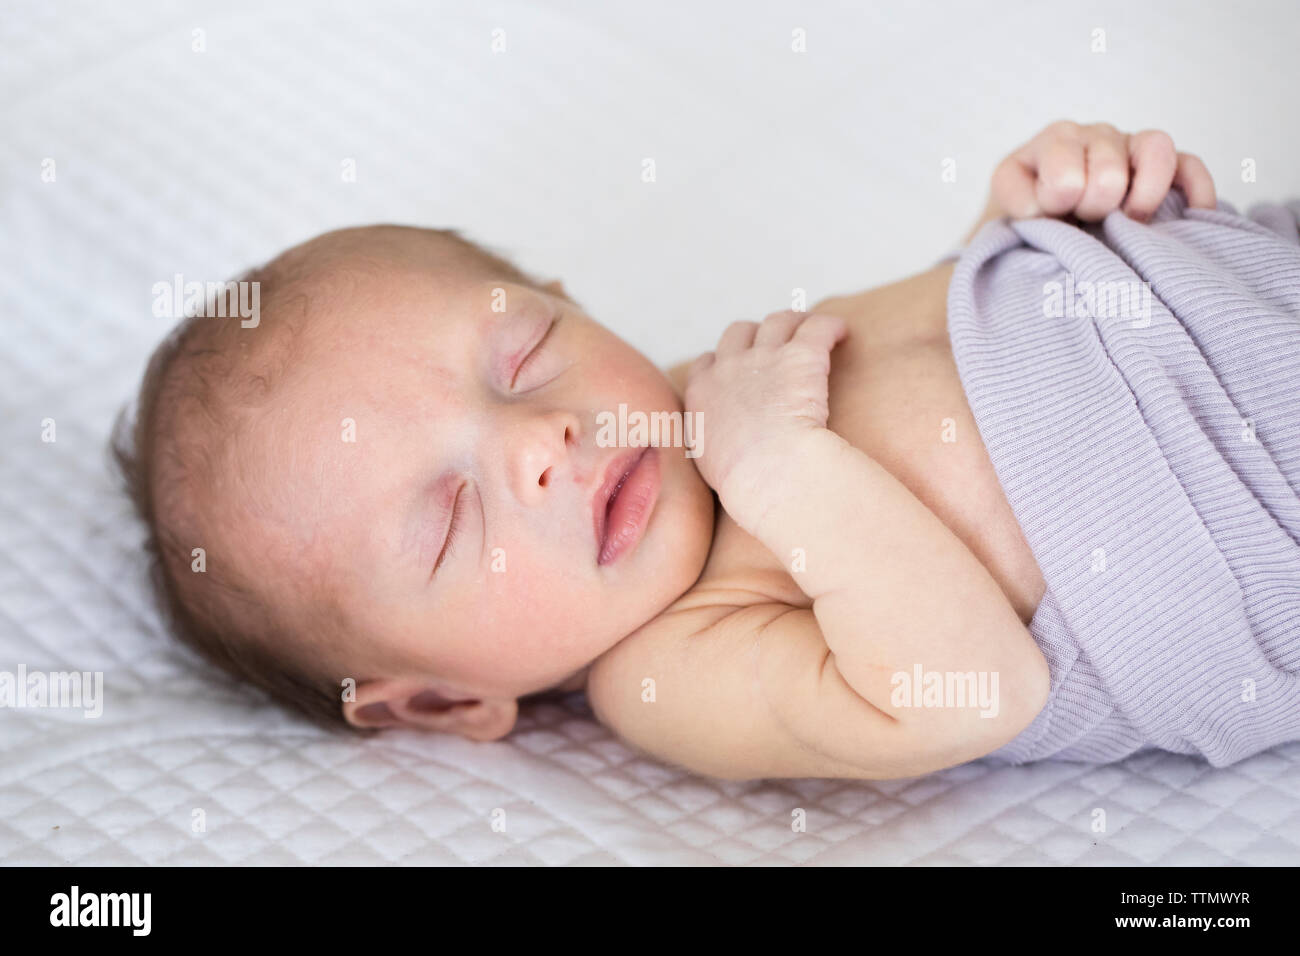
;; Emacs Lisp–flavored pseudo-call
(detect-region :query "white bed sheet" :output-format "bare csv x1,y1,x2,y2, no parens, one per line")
3,0,1300,865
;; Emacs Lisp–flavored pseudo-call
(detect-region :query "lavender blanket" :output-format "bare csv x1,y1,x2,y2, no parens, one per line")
947,191,1300,766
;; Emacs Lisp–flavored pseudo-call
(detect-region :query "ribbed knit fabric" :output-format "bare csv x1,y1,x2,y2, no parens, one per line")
947,190,1300,766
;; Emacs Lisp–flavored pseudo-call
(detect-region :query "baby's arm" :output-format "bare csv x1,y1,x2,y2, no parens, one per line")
683,313,1048,775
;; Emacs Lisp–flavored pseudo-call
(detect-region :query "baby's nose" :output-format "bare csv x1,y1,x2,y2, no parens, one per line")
506,410,582,504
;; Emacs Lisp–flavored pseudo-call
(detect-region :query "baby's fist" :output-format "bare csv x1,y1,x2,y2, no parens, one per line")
992,121,1216,223
684,310,847,507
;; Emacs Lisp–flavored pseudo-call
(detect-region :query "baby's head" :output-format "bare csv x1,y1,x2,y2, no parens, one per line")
115,225,715,739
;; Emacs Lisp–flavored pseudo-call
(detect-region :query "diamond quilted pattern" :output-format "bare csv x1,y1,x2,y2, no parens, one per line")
3,0,1300,866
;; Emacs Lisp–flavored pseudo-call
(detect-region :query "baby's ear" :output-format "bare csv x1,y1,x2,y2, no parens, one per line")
342,679,518,741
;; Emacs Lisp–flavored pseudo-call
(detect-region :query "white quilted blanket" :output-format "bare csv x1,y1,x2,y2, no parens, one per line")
4,0,1300,865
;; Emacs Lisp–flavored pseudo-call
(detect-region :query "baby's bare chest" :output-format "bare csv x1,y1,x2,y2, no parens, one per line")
697,265,1045,623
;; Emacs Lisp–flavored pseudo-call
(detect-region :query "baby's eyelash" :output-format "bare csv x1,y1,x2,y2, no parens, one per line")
432,483,466,576
510,315,560,390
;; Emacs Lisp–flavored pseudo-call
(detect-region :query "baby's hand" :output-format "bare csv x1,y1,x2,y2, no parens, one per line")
991,121,1216,223
684,310,847,514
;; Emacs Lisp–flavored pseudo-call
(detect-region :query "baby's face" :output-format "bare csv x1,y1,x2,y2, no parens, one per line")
251,251,715,714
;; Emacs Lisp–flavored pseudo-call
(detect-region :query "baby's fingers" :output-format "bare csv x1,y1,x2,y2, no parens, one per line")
754,310,806,346
1034,134,1087,216
991,154,1041,219
715,319,758,355
1074,125,1131,221
790,313,848,353
1175,151,1217,209
687,351,715,380
1123,130,1178,221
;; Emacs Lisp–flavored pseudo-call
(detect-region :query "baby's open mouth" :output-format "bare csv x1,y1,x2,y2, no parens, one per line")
593,446,660,566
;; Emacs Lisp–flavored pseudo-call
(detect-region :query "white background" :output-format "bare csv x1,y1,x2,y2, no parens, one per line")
5,0,1300,397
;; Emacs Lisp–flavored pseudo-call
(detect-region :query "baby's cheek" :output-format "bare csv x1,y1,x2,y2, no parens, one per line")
479,548,584,621
470,553,600,667
584,339,669,402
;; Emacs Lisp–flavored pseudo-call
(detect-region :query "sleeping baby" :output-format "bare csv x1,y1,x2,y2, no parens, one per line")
115,121,1300,779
